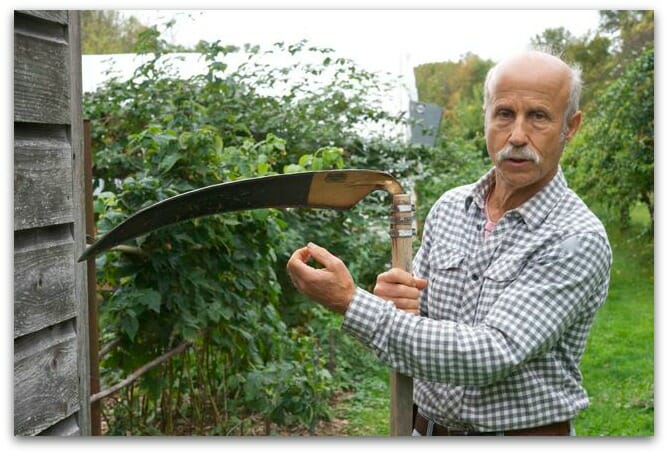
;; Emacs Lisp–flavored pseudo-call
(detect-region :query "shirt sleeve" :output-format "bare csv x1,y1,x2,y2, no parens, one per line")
341,231,612,387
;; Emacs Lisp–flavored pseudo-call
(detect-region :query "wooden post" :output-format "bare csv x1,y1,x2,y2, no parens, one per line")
83,119,101,435
389,194,414,436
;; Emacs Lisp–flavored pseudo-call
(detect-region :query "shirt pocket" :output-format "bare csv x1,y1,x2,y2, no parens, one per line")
483,256,525,282
428,243,468,321
477,256,526,322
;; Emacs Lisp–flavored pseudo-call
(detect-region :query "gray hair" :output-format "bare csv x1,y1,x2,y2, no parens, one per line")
482,51,583,140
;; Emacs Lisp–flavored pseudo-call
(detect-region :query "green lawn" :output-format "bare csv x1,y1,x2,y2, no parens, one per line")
574,206,654,436
337,205,654,436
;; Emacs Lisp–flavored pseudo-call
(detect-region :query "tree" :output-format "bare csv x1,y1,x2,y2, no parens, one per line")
413,53,493,114
599,10,654,57
531,26,575,56
81,10,150,54
563,47,654,231
411,53,494,220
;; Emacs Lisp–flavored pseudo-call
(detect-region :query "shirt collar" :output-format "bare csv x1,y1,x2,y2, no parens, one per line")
465,166,495,213
464,166,568,230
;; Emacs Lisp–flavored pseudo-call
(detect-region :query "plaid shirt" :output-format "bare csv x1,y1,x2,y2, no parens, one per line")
342,167,612,432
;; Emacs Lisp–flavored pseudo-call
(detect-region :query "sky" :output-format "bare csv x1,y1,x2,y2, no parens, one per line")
121,9,602,74
84,9,603,107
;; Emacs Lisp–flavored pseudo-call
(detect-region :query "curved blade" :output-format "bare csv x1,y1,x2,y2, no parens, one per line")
79,169,403,261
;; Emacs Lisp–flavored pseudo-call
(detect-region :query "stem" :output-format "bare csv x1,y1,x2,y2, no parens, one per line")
91,342,192,403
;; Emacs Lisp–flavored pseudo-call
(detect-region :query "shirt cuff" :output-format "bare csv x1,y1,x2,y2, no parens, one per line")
342,287,394,347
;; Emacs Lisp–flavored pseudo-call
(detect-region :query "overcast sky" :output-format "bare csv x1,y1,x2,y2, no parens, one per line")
123,9,603,74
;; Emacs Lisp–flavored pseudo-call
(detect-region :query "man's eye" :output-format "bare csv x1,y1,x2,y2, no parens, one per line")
531,111,548,121
496,109,513,119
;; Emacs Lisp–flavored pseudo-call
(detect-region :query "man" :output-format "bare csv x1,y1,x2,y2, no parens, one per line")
287,51,612,436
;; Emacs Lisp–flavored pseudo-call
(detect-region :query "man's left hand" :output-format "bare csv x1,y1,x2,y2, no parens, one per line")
286,242,355,315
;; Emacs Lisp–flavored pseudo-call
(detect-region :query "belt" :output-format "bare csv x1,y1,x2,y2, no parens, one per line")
413,412,571,436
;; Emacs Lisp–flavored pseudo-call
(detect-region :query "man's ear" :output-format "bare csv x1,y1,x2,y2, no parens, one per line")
565,110,582,141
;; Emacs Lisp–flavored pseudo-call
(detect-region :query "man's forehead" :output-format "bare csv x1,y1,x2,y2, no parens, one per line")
490,53,571,103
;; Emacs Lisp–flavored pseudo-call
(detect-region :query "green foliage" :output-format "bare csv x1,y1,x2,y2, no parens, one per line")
413,53,493,118
563,47,654,229
599,10,654,58
412,53,492,218
81,11,149,54
87,37,414,434
242,329,334,431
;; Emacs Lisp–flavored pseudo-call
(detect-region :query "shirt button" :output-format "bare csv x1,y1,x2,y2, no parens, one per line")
471,273,479,281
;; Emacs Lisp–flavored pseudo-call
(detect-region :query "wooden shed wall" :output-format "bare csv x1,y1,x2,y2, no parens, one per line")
14,10,90,436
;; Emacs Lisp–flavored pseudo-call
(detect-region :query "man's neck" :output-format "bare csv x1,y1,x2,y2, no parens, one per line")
486,169,555,222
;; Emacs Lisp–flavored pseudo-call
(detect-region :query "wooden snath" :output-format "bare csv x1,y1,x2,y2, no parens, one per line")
389,194,415,436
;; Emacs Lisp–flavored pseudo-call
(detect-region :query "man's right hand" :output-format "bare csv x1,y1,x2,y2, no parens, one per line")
373,268,427,315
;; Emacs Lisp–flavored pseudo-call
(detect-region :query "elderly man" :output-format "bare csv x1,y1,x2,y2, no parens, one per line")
287,50,612,436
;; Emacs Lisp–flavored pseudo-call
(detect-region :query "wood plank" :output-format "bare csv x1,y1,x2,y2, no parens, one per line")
14,321,80,436
14,229,76,338
14,26,70,124
69,10,92,435
38,415,80,436
19,10,69,24
14,125,74,231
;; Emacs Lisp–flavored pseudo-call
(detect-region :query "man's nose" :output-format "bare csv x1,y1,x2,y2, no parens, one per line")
508,118,529,146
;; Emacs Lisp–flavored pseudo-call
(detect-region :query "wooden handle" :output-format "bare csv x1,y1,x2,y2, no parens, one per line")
389,193,414,436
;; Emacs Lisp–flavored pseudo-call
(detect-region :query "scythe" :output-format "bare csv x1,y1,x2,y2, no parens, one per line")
80,169,415,435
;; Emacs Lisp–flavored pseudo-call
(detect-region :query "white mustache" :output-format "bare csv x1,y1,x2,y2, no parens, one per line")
498,145,540,164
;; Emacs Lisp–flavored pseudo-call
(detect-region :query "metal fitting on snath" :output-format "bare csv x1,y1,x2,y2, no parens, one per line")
390,202,416,238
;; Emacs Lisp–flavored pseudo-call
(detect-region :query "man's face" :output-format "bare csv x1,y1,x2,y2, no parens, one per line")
485,56,580,195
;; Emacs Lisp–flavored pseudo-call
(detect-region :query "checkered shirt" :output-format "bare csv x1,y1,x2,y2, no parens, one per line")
342,167,612,432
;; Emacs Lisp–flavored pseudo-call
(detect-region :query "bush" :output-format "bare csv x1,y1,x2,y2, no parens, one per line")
86,37,418,434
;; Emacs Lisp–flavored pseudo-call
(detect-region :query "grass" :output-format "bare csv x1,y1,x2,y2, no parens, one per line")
335,363,390,436
337,203,654,436
574,204,654,436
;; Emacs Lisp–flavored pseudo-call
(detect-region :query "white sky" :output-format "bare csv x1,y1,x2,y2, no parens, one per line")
122,9,602,73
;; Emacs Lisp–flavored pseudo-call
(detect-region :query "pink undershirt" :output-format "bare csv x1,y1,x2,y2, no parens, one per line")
483,193,498,238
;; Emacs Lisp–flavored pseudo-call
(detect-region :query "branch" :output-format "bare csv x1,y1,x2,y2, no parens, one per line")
98,338,121,359
90,341,192,404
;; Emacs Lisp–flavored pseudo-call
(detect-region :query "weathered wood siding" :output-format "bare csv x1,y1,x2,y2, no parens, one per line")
14,10,90,436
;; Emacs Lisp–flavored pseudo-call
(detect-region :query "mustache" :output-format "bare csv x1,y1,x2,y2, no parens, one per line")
497,145,540,163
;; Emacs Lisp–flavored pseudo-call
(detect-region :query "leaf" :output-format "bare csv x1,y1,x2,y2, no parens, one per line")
298,154,312,167
283,164,304,174
120,314,139,341
140,289,161,313
159,153,182,174
311,157,323,170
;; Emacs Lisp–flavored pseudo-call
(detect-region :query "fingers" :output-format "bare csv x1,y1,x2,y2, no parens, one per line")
377,268,413,286
286,247,312,286
374,267,427,315
306,242,344,270
286,243,355,315
377,268,428,288
414,276,428,290
374,268,428,297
